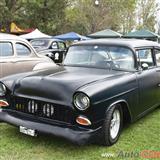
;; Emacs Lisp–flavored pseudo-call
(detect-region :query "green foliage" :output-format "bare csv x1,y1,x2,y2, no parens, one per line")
63,0,142,34
0,0,68,34
0,0,158,35
136,0,157,32
0,0,25,32
23,0,68,34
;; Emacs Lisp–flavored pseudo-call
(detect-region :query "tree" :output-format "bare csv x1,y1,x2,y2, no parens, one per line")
0,0,158,35
116,0,137,34
64,0,137,35
0,0,25,32
0,0,68,34
23,0,68,34
136,0,158,32
65,0,115,34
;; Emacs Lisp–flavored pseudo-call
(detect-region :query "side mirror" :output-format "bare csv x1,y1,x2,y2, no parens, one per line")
141,63,149,70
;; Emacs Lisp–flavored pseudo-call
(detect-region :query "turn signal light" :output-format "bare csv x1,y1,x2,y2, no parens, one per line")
76,116,91,126
0,100,9,107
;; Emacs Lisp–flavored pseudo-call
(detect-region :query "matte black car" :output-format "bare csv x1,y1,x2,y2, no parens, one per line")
30,38,67,63
0,39,160,146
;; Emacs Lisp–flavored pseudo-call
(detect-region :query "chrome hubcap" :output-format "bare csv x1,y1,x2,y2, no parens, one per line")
110,109,120,139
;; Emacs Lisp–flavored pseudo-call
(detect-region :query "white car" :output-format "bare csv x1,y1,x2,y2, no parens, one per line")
0,33,56,78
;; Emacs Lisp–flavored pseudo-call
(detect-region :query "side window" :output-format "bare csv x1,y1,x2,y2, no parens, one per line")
0,42,13,57
136,49,154,69
51,42,58,49
155,49,160,66
58,42,65,49
16,43,31,56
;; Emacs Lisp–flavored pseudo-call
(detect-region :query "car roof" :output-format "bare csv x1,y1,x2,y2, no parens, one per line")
0,33,40,55
0,33,29,43
73,38,160,49
0,33,32,44
30,38,64,42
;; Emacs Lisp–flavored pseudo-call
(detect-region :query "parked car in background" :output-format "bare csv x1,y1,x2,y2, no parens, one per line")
1,39,160,146
30,38,67,63
0,33,56,78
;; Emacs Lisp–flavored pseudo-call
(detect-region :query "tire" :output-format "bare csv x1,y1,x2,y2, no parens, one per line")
100,104,123,146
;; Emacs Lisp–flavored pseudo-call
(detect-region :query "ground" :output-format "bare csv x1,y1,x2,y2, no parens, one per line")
0,107,159,160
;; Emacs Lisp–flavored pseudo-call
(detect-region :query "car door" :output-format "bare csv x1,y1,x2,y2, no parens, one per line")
136,48,158,114
154,47,160,103
13,42,41,73
0,41,15,78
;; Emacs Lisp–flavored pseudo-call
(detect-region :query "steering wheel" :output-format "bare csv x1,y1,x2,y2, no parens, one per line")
95,60,113,68
113,62,120,68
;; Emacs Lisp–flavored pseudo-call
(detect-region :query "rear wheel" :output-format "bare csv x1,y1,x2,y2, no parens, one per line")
101,104,123,146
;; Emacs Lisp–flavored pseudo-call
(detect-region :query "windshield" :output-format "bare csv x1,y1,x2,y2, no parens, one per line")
64,45,135,70
31,39,49,48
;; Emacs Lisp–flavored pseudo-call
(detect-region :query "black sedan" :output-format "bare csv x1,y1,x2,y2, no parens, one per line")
30,38,67,63
0,39,160,146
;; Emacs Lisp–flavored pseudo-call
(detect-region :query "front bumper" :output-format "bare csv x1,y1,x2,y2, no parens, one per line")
0,109,102,145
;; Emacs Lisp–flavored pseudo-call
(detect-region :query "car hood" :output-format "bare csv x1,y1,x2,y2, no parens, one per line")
10,66,128,106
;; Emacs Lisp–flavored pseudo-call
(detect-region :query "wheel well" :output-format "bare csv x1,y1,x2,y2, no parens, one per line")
118,102,131,125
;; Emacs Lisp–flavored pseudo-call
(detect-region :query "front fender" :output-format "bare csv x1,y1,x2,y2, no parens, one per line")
33,62,56,71
76,73,138,122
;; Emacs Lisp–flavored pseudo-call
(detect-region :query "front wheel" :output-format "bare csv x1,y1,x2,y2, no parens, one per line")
101,104,123,146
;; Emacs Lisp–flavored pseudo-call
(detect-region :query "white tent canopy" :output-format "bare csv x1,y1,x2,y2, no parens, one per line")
20,29,51,39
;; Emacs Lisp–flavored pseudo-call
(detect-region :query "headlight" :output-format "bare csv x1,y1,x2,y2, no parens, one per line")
0,83,7,96
74,92,90,111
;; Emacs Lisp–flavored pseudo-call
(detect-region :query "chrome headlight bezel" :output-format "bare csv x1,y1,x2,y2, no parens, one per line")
73,92,90,111
0,83,7,96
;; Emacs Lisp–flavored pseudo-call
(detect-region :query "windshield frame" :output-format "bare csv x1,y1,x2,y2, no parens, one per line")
63,44,137,72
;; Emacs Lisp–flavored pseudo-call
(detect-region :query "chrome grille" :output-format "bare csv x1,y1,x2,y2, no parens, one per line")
13,97,73,123
28,100,38,114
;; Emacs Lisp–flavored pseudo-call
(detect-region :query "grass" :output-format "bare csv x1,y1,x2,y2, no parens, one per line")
0,107,159,160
